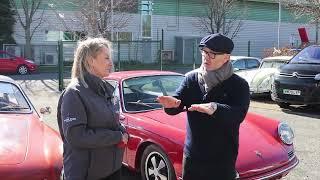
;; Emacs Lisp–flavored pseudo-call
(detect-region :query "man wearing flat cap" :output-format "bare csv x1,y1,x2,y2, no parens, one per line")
157,33,250,180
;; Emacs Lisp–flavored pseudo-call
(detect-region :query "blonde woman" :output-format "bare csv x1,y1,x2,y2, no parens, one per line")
57,38,128,180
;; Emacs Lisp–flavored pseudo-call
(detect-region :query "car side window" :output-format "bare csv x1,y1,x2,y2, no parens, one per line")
0,82,30,112
232,59,246,70
247,59,260,69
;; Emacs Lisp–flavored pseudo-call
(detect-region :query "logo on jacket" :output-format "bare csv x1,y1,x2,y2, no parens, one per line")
64,116,77,123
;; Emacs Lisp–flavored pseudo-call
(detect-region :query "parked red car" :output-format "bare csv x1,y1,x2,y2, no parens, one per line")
0,50,37,75
0,75,63,179
105,70,298,180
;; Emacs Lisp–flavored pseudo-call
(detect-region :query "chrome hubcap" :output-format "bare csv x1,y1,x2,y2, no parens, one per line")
145,152,169,180
19,66,27,74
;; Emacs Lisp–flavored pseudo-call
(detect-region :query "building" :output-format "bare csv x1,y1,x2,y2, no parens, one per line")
9,0,315,65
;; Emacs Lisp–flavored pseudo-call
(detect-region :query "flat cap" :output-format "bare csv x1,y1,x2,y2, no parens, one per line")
199,33,234,54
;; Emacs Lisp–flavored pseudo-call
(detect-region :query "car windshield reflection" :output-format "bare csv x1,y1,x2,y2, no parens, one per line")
122,75,184,112
261,61,287,69
0,82,30,112
290,46,320,64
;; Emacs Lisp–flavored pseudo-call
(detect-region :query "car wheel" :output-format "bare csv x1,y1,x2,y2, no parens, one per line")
277,102,290,109
141,145,176,180
17,65,28,75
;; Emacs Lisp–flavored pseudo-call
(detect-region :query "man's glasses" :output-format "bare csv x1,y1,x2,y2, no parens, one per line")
200,48,224,59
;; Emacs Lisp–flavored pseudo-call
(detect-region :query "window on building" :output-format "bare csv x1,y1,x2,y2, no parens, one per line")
113,32,133,41
46,31,86,41
46,31,62,41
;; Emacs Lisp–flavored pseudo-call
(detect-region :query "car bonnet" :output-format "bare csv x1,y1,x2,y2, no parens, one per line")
0,115,29,165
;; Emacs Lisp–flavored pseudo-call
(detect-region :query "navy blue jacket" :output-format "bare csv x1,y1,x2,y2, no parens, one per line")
165,71,250,179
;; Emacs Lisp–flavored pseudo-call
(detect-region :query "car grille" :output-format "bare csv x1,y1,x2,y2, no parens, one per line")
279,72,316,79
288,150,295,160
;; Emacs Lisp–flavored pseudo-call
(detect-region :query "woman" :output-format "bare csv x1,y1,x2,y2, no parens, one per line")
57,38,129,180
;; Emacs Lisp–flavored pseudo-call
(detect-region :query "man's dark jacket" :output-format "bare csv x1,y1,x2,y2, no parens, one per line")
165,71,250,180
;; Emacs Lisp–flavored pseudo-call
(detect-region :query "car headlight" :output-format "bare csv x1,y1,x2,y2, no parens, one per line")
315,73,320,81
278,122,294,145
26,60,35,64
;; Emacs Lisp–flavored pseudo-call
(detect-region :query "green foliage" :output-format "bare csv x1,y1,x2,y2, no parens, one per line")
0,0,16,47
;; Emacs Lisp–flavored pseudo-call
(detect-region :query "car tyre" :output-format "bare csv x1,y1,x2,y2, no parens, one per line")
141,144,176,180
277,102,290,109
17,65,28,75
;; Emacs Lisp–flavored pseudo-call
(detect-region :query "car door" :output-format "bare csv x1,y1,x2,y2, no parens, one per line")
0,52,11,72
0,52,17,73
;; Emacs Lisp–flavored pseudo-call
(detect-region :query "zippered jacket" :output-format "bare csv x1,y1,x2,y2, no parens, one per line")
57,73,125,180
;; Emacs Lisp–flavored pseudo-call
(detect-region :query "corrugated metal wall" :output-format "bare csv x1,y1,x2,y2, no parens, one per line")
12,0,316,63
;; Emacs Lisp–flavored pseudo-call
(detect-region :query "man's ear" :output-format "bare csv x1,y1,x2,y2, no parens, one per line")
224,54,231,63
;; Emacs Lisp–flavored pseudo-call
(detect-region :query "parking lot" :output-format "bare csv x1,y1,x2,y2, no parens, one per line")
11,73,320,180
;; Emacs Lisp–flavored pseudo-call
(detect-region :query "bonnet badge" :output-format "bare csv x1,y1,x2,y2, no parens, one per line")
255,150,263,158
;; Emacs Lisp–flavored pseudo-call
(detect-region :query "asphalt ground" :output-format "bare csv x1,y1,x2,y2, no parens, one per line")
9,73,320,180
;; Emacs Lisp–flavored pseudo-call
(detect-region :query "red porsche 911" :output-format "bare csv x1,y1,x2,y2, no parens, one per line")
105,70,298,180
0,75,63,180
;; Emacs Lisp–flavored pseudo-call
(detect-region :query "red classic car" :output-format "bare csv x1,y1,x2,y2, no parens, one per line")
105,70,298,180
0,50,37,75
0,75,62,179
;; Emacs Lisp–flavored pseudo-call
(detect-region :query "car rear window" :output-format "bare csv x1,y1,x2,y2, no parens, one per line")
290,46,320,64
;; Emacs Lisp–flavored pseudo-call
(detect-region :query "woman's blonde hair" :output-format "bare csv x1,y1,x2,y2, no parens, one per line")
71,37,112,88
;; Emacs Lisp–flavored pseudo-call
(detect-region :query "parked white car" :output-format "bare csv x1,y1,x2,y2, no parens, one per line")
230,56,261,71
236,56,292,96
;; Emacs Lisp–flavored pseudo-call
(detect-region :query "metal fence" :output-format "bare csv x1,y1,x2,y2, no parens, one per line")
2,40,162,66
57,40,164,90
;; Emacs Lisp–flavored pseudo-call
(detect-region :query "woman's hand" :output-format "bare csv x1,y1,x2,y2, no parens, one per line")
157,96,181,108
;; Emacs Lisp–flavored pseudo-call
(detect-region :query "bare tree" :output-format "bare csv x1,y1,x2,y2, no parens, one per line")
9,0,45,59
59,0,137,38
283,0,320,43
194,0,246,39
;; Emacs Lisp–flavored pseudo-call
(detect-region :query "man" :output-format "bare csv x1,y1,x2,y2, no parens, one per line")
157,33,250,180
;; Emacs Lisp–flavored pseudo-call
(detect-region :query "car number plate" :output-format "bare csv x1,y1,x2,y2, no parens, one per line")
283,89,301,96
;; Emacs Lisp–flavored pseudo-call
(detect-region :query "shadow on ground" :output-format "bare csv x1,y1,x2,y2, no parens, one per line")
250,95,320,119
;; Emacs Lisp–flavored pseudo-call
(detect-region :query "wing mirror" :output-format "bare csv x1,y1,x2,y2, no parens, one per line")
40,106,52,114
